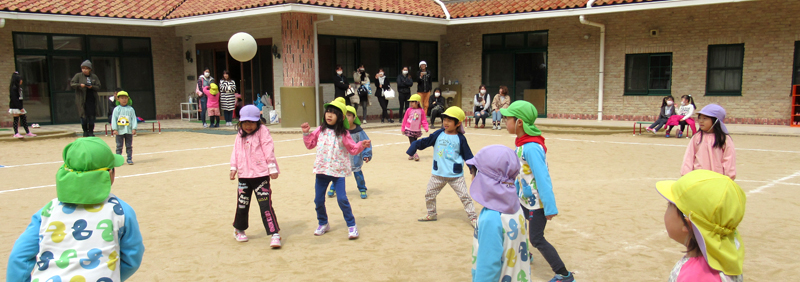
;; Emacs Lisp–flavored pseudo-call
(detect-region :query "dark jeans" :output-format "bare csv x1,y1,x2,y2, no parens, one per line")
199,97,208,124
408,137,418,144
233,176,280,235
377,94,390,121
648,117,668,131
115,134,133,161
398,92,411,121
81,116,96,137
474,110,489,125
223,110,233,123
522,206,567,275
331,170,367,192
359,95,368,121
314,174,356,227
430,106,445,127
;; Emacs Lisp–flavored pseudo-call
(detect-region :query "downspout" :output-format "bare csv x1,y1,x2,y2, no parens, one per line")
580,0,605,121
433,0,451,20
314,15,333,126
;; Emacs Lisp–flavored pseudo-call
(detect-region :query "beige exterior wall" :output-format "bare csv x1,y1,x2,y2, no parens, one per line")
0,19,183,126
442,0,800,124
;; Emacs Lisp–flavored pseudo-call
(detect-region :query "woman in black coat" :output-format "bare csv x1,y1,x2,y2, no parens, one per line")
428,88,446,128
396,66,414,121
374,68,393,123
333,65,351,106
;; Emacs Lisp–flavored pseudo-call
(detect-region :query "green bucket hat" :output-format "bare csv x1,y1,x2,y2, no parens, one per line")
323,98,350,129
345,105,361,126
56,137,125,204
500,101,542,137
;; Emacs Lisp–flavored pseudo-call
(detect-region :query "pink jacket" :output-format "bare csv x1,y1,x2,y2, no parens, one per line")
203,86,220,108
401,107,429,132
303,126,367,177
230,125,280,178
681,132,736,180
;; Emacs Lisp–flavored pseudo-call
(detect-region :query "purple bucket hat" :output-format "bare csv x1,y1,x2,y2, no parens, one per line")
239,105,261,122
697,104,728,134
466,145,521,214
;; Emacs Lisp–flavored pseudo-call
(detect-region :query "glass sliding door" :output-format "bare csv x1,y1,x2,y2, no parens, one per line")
120,57,155,120
15,55,51,123
51,56,84,124
482,31,548,117
482,53,514,96
515,52,547,116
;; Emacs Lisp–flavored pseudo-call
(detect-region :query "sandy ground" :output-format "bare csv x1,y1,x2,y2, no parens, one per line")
1,128,799,281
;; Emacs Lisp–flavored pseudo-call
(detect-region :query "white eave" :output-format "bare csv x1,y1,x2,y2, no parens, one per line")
0,0,757,27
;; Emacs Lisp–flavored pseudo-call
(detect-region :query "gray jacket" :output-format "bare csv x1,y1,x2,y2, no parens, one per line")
70,73,102,118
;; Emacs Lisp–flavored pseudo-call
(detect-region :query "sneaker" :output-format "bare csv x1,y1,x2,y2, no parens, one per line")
25,133,36,137
13,133,23,138
270,234,282,248
549,272,575,282
647,128,656,134
32,124,40,128
471,218,478,228
677,130,683,138
348,225,359,239
360,191,367,199
408,155,414,160
327,188,335,198
234,229,248,242
203,123,208,128
363,120,367,124
127,160,134,165
665,133,671,138
314,224,330,236
417,214,437,221
414,154,420,162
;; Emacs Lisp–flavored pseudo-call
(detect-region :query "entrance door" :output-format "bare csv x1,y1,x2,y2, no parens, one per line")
515,52,547,117
196,39,273,106
482,32,548,117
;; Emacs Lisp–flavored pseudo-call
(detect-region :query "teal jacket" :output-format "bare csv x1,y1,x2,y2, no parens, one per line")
111,105,138,135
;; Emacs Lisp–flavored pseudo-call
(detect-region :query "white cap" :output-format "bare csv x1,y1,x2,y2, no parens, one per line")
419,61,427,67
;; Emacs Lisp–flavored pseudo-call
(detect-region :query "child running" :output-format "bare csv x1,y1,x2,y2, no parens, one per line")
500,101,575,282
469,145,531,282
408,106,477,227
401,94,429,161
203,83,221,127
666,95,697,138
229,105,282,247
646,96,675,135
656,170,745,282
302,98,371,239
111,91,137,165
7,137,144,282
329,104,373,199
681,104,736,180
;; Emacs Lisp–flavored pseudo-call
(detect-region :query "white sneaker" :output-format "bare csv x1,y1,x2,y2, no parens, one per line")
234,229,248,242
314,224,330,236
362,120,367,124
348,225,359,239
270,234,281,248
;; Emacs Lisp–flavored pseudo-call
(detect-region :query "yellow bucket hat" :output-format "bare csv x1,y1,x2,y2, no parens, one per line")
442,106,465,122
209,83,219,96
323,98,349,129
345,105,361,126
656,170,746,276
334,97,346,105
408,94,422,102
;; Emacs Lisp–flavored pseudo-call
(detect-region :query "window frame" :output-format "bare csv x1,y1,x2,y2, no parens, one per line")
317,35,438,84
705,44,745,96
792,41,800,86
623,52,673,96
482,31,549,51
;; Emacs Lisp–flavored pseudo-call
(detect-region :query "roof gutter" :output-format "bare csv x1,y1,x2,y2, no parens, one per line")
447,0,755,25
579,0,605,121
0,11,163,27
433,0,451,20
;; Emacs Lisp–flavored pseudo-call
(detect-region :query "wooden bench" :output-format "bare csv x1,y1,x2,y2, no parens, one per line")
106,120,161,136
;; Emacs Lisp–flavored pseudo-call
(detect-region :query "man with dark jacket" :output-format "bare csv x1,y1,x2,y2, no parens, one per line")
333,65,351,106
71,60,102,137
396,67,415,121
416,61,433,114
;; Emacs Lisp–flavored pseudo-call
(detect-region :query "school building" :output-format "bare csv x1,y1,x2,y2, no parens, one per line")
1,0,798,127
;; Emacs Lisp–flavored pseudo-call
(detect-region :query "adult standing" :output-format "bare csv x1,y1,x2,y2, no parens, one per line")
473,85,492,128
353,64,370,124
219,70,237,127
196,68,215,127
70,60,102,137
374,68,393,123
333,65,351,106
416,61,433,115
396,66,414,120
8,71,35,138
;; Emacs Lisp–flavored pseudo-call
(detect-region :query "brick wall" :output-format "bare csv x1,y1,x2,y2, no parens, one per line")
0,19,183,126
282,13,316,87
442,0,800,125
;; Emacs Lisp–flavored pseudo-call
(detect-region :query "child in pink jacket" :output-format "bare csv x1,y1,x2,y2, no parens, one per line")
401,94,429,161
681,104,736,179
229,105,282,247
203,83,221,127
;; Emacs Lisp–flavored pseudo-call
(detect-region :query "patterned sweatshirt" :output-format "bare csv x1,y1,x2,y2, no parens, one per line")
303,126,368,178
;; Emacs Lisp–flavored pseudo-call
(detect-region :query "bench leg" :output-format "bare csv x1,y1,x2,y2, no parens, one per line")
633,123,636,136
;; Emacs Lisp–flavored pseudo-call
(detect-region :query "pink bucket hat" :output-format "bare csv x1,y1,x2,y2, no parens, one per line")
466,145,521,214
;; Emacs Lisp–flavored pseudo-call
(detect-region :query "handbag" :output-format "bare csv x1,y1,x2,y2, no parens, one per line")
383,87,396,100
345,86,356,97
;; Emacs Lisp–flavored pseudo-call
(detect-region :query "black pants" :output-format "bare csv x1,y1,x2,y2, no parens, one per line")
408,137,418,144
335,93,352,106
648,117,668,131
12,115,29,134
233,176,280,235
81,116,96,137
223,110,233,123
398,92,410,121
430,106,445,127
522,206,568,275
115,134,133,161
377,94,390,121
357,95,368,121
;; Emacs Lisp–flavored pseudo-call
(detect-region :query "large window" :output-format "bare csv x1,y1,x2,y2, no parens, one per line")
13,32,154,124
482,31,548,116
318,35,438,83
706,44,744,96
624,53,672,95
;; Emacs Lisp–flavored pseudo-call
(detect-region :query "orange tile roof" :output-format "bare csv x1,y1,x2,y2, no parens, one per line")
166,0,285,19
0,0,185,19
446,0,665,19
295,0,446,18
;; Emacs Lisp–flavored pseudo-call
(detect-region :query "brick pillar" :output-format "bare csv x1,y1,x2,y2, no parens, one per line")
281,12,316,87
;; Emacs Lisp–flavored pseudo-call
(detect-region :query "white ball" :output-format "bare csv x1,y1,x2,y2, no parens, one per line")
228,32,258,62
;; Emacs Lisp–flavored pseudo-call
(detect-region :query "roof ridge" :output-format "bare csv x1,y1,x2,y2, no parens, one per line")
162,0,192,20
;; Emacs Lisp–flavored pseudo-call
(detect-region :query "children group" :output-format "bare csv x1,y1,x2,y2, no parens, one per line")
8,80,743,282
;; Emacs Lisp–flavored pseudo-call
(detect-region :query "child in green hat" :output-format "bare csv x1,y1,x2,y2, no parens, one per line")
7,137,144,282
500,101,575,282
328,105,373,199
